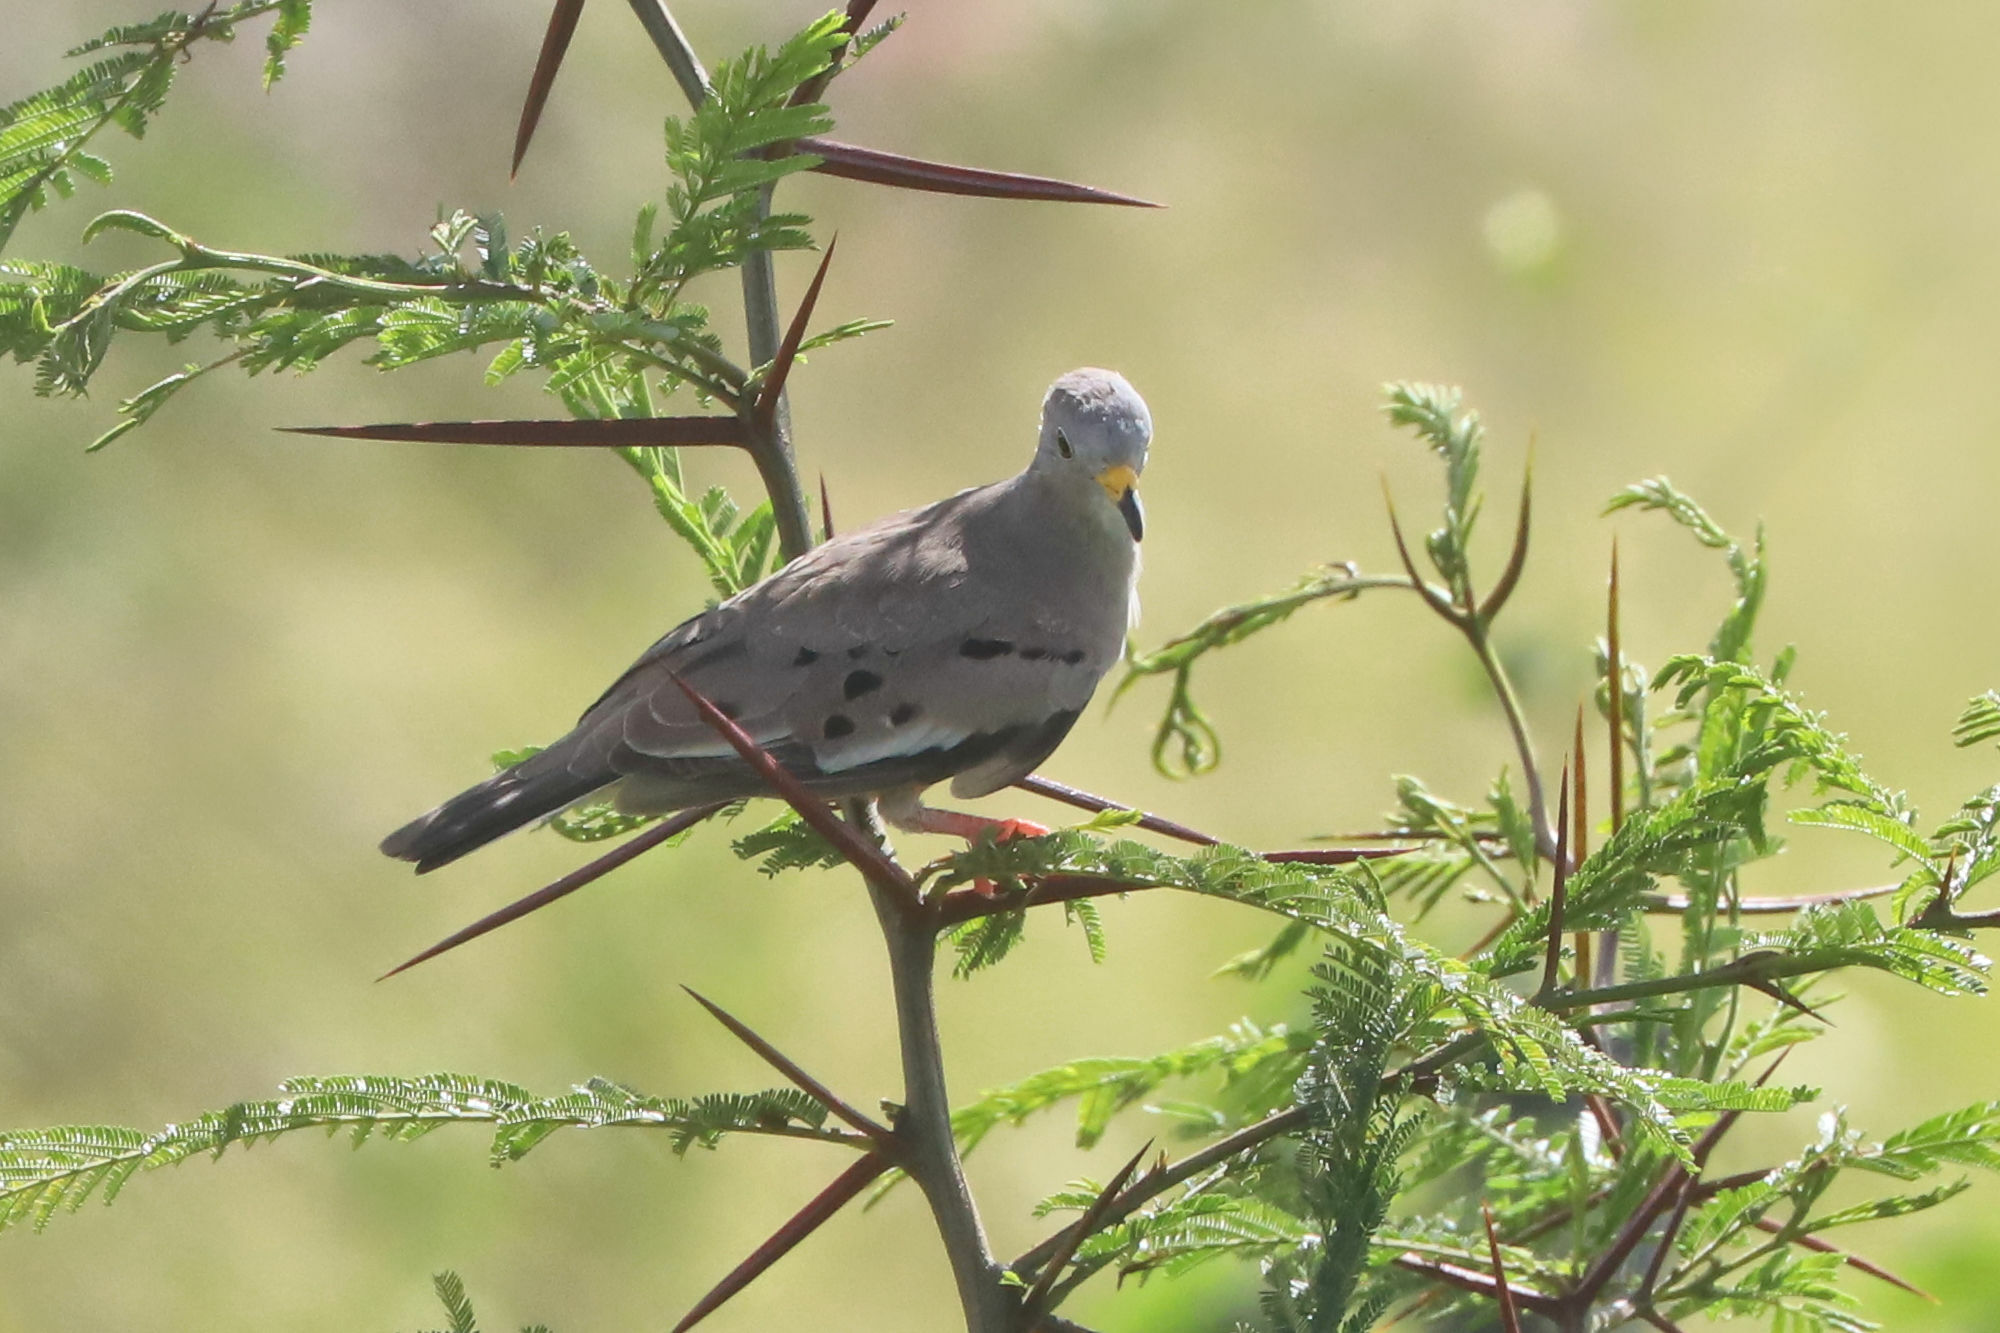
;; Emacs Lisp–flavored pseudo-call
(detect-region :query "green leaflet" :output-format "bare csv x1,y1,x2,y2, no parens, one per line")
732,808,844,876
1608,476,1765,664
419,1270,553,1333
0,3,313,251
950,1021,1311,1157
0,1074,837,1233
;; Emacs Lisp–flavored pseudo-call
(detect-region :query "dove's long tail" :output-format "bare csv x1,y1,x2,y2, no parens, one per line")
381,751,607,874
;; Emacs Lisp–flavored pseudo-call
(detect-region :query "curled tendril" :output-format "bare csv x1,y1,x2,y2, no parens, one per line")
1151,668,1222,778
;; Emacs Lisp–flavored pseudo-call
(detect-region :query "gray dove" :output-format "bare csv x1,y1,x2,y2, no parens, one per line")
382,367,1152,872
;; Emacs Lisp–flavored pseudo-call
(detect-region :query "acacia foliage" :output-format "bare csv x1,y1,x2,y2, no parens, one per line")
4,7,2000,1333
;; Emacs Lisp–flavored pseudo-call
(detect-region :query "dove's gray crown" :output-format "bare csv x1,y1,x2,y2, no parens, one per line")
383,368,1152,873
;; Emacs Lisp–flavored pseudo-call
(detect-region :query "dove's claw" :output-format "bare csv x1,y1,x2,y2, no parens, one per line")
969,818,1049,895
877,799,1050,895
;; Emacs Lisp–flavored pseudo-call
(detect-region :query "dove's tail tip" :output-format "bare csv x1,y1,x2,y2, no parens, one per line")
381,762,605,874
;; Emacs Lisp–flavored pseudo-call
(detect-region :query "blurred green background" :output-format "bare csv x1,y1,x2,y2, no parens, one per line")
6,2,2000,1328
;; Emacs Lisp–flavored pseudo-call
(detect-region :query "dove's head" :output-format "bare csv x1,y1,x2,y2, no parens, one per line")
1033,367,1152,541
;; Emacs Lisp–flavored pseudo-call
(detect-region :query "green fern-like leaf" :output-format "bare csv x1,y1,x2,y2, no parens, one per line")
1,3,311,250
1608,477,1765,663
0,1073,848,1233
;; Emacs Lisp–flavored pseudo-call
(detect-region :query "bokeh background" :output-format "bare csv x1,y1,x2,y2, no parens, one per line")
5,2,2000,1328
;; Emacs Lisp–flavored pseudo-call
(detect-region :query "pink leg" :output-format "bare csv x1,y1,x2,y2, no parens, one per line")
881,798,1049,896
906,808,1050,843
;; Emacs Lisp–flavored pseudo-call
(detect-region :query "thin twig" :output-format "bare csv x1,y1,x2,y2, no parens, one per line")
623,0,812,559
1011,774,1221,846
1568,1056,1786,1312
1381,481,1556,861
1636,1176,1696,1299
738,195,816,566
623,0,709,106
1641,881,1900,914
1544,952,1868,1012
1389,1252,1564,1316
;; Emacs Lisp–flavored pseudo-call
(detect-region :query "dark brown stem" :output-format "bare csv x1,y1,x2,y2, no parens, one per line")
739,192,816,562
1642,880,1898,914
1011,774,1221,846
868,878,1017,1330
1389,1252,1564,1316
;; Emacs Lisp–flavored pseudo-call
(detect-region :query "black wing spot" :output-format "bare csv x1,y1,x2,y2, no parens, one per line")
890,702,920,726
847,645,869,660
1060,649,1086,666
960,638,1014,660
715,700,742,720
844,670,883,700
1019,647,1048,661
823,714,856,739
792,647,819,667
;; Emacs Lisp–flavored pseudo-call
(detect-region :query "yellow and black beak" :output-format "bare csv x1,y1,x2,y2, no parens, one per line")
1095,464,1144,542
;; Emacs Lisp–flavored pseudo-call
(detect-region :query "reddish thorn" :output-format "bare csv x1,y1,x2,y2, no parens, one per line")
680,987,893,1145
1023,1139,1154,1319
1482,1205,1524,1333
667,670,914,897
512,0,586,178
798,136,1161,208
754,237,838,429
379,804,724,979
669,1153,891,1332
1541,764,1571,997
278,416,750,448
1479,459,1533,621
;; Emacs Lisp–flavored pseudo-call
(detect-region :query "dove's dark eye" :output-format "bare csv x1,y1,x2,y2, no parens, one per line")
1055,429,1073,459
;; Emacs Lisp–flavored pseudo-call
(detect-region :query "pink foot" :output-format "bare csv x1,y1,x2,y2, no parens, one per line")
910,809,1050,843
906,810,1049,894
